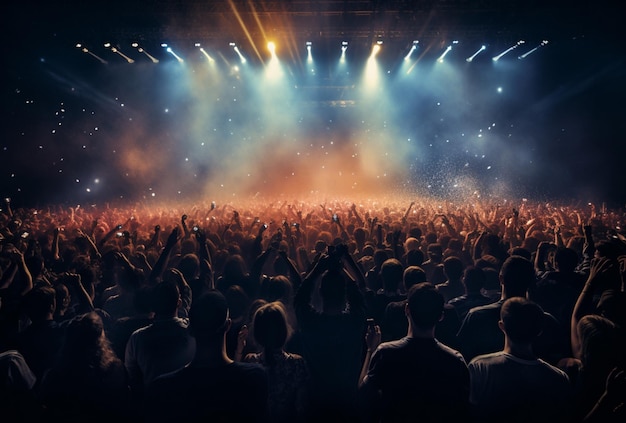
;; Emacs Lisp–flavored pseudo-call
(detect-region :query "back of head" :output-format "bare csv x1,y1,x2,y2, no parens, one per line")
319,269,346,309
403,266,427,291
266,275,293,304
253,301,291,351
500,298,544,344
426,243,443,261
178,253,200,281
23,286,56,321
404,237,420,252
407,283,444,331
190,290,229,341
224,285,250,320
577,314,622,370
463,266,486,293
554,247,579,273
406,248,424,267
373,249,390,267
500,255,535,298
64,312,104,354
443,256,464,281
151,281,180,316
380,258,403,291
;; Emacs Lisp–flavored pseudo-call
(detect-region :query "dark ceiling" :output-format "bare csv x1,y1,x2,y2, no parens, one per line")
5,0,620,48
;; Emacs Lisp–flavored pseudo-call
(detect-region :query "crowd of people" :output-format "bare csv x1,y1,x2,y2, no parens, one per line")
1,195,625,422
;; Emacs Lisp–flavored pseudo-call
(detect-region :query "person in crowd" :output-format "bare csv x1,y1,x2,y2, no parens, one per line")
144,290,269,422
39,312,130,423
244,301,309,422
360,282,470,422
16,285,65,385
421,243,446,285
367,258,405,325
457,255,569,364
436,256,466,302
468,297,574,422
124,280,195,404
448,266,492,321
294,243,366,421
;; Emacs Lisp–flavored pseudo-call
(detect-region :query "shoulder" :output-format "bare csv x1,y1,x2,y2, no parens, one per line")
468,351,507,367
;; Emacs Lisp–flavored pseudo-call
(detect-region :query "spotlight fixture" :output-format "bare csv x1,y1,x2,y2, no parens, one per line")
466,45,486,62
75,43,107,64
518,40,549,59
492,40,525,62
131,42,158,63
104,42,134,63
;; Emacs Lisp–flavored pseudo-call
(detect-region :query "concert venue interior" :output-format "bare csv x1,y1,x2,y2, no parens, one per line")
3,0,625,207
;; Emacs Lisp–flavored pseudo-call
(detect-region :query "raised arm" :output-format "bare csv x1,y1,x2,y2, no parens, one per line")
148,227,180,285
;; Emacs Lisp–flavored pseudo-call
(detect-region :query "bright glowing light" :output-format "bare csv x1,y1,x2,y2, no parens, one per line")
233,45,247,64
132,42,158,63
493,40,525,62
466,45,486,62
518,40,549,59
200,47,215,63
267,41,276,55
166,47,184,63
437,46,453,63
104,43,134,63
306,41,312,63
404,41,419,60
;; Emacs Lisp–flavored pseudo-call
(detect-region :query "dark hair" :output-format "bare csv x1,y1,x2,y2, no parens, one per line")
23,286,56,321
190,290,229,339
406,249,424,267
380,258,403,291
500,255,535,298
500,298,544,344
151,281,180,316
463,266,486,292
178,253,200,281
407,283,444,330
319,269,346,307
59,312,119,372
443,256,464,280
253,302,291,352
403,266,427,291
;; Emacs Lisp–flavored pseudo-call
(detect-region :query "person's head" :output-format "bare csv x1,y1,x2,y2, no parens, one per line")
380,258,403,292
190,290,230,344
577,314,623,372
373,249,390,268
500,255,535,298
54,283,71,315
553,247,579,273
177,253,200,282
404,237,420,252
443,256,464,282
60,312,117,370
499,297,544,345
426,243,443,262
405,248,424,267
406,283,444,332
151,281,181,317
224,285,250,321
319,269,346,312
403,266,427,292
463,266,486,293
266,275,294,305
23,285,56,322
252,301,292,352
353,228,367,247
222,255,247,281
